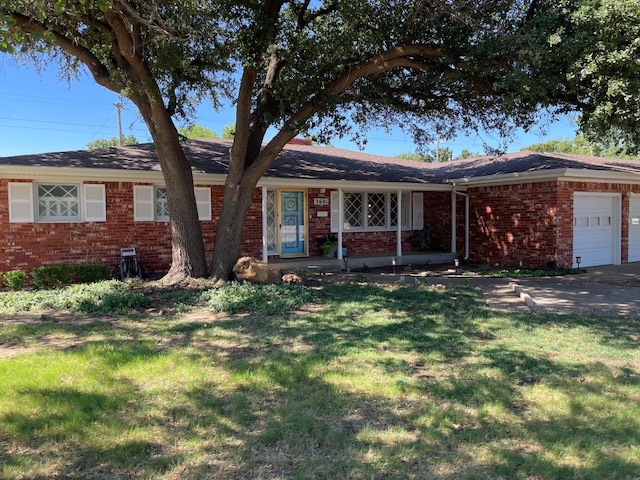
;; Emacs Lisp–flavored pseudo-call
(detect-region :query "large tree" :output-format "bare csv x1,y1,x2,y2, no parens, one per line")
1,0,230,282
2,1,639,282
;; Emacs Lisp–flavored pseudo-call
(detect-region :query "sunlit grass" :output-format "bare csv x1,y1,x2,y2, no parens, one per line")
0,281,638,479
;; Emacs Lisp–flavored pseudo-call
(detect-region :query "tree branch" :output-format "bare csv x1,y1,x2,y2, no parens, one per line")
296,0,339,30
114,0,175,37
5,11,118,91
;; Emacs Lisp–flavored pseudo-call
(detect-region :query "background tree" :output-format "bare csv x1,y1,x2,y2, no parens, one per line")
523,135,640,159
397,147,453,162
396,152,432,162
178,124,218,140
87,135,138,149
456,149,483,160
221,124,236,140
2,1,639,282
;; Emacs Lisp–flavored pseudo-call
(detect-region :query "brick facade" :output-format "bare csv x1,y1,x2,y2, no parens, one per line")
4,174,638,277
1,181,420,276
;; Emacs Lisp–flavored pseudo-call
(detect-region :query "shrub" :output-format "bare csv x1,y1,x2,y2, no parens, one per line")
3,270,27,291
31,264,109,289
31,265,72,289
71,264,109,283
0,280,148,314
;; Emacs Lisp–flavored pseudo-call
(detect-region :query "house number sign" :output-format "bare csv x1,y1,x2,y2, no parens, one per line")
314,198,329,206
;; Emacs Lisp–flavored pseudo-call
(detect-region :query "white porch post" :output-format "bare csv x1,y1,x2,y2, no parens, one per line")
396,189,402,258
261,186,268,262
337,188,344,260
451,187,457,255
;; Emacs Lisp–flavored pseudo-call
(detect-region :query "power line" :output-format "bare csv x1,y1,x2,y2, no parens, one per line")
0,115,126,129
0,92,115,109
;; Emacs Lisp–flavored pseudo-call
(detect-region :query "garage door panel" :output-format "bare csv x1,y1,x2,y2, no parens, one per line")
573,195,619,268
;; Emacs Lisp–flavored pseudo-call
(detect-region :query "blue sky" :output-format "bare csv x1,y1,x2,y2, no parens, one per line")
0,55,578,158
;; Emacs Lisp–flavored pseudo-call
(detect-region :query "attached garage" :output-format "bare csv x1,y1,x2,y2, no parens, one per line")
573,193,621,267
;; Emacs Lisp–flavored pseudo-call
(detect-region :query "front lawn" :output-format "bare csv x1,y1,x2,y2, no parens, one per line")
0,281,638,479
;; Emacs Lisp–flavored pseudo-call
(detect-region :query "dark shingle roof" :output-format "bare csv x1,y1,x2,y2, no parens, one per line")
2,139,640,184
0,138,441,184
436,151,640,180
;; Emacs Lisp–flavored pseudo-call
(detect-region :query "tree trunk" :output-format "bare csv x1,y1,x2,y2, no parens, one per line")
136,97,209,283
210,174,257,283
158,138,209,283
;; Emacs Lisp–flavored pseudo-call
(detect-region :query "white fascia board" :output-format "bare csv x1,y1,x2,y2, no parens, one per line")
0,166,228,185
558,169,640,184
446,169,566,187
256,176,452,192
447,168,640,187
0,166,165,182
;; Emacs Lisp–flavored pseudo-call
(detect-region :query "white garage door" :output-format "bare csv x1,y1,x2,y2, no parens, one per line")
573,194,620,267
629,196,640,262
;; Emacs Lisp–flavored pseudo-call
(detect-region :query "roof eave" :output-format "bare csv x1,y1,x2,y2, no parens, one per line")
446,168,640,187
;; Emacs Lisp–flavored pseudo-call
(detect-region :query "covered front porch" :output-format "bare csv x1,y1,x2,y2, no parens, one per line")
270,250,456,272
259,184,468,273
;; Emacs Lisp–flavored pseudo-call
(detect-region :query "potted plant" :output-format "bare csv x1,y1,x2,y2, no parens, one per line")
318,234,347,257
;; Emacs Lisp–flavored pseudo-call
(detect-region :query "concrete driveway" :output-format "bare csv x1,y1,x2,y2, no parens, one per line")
510,263,640,315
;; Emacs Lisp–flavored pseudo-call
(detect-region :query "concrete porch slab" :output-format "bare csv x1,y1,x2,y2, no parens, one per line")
269,251,456,272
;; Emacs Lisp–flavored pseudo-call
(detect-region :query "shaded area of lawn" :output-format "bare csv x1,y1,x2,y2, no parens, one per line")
0,282,638,479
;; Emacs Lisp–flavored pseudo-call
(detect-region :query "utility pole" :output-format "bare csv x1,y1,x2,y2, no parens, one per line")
114,102,124,146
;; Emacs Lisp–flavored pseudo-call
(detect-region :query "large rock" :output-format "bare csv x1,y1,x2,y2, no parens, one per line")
281,270,304,285
233,257,280,284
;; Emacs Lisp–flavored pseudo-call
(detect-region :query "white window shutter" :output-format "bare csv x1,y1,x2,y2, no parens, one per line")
330,190,339,232
83,184,106,222
134,185,154,221
412,192,424,230
194,187,211,221
8,182,34,223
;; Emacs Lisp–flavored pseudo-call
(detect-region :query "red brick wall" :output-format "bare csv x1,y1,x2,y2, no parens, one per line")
466,182,561,269
424,191,451,251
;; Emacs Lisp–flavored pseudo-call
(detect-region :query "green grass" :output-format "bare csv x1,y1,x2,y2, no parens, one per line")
0,281,638,479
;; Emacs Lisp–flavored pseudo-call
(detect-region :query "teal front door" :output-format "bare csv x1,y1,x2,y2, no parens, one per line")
279,190,306,256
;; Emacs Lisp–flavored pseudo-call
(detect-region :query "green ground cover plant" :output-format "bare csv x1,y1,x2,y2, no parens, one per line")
0,281,638,479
